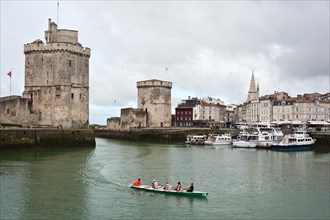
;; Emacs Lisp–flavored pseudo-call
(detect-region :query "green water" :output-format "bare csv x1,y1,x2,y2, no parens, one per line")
1,138,329,219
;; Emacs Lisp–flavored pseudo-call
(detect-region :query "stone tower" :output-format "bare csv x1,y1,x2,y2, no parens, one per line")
23,19,91,128
247,71,259,102
137,79,172,127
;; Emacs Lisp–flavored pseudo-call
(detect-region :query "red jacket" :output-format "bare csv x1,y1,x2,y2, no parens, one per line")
133,180,141,186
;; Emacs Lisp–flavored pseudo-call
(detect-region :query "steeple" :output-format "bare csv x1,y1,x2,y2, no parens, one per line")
247,70,259,102
249,70,256,93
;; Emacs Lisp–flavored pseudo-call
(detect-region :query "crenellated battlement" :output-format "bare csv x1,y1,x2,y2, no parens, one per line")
137,79,172,89
24,42,91,57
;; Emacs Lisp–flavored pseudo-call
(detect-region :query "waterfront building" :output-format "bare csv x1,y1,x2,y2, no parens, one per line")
225,104,237,127
273,98,330,123
246,100,260,123
259,97,272,122
235,104,247,123
0,19,91,128
175,96,226,127
175,97,199,127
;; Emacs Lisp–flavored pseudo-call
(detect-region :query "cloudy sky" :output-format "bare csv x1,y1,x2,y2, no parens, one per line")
1,1,329,124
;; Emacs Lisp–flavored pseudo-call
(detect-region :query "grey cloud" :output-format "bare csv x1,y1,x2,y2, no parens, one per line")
1,1,328,124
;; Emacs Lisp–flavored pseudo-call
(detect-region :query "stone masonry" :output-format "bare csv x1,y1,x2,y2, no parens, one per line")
22,19,91,128
137,79,172,127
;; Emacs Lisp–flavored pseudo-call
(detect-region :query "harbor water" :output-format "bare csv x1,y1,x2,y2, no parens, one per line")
1,138,329,219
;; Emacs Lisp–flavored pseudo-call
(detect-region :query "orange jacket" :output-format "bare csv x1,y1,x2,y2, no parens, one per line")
176,184,182,191
133,179,141,186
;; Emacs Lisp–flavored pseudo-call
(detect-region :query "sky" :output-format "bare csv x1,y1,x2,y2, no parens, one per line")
1,1,329,125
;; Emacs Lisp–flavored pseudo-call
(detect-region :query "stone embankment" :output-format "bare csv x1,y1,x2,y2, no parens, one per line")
0,128,95,150
95,128,330,146
310,132,330,145
95,128,237,143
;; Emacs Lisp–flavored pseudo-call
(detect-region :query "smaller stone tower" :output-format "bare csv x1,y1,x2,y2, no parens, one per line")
137,79,172,127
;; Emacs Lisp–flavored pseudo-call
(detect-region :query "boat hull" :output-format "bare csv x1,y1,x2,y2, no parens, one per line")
232,141,257,148
130,185,208,198
204,141,232,145
271,144,313,152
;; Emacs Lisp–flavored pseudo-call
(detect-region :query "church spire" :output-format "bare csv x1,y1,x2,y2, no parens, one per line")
249,70,256,92
247,70,259,102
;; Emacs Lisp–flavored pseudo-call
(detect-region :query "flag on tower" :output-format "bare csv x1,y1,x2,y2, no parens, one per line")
7,71,12,78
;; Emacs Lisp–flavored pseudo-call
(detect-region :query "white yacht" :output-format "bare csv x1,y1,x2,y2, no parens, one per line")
272,129,316,149
204,133,232,145
232,132,258,148
185,135,207,145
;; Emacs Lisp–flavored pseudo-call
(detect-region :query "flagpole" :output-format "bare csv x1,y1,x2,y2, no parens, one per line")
164,67,168,81
57,1,59,26
9,70,11,96
0,69,1,97
114,100,116,117
9,69,12,96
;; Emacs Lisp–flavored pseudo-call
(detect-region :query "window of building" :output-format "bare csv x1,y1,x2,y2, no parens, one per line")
6,109,9,114
69,60,72,67
71,93,74,99
79,94,81,99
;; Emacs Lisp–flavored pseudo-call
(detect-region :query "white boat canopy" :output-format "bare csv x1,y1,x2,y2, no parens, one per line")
308,121,330,125
291,120,305,125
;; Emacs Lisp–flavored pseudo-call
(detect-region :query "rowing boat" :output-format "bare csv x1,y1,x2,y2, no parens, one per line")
130,185,208,198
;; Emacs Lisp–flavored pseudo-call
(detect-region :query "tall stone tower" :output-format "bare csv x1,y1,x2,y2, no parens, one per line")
23,19,91,128
137,79,172,127
247,71,259,102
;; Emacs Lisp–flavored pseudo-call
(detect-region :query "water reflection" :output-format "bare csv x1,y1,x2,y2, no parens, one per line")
1,139,329,220
1,148,94,219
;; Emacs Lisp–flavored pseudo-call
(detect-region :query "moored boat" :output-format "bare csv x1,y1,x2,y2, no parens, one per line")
232,132,258,148
185,135,207,145
130,185,208,198
272,129,316,150
204,133,232,145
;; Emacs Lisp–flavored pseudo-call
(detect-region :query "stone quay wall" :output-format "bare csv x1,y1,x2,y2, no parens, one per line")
0,129,95,150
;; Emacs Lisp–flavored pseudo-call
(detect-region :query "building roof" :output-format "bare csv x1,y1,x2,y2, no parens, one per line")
200,100,226,107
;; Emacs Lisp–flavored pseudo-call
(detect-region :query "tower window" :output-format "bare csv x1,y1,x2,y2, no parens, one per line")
69,60,72,67
41,58,43,63
79,94,81,99
71,93,74,99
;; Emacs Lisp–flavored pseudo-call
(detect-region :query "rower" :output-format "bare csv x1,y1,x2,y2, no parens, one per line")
174,182,182,191
152,180,159,189
187,183,194,192
133,178,142,186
